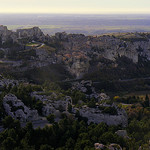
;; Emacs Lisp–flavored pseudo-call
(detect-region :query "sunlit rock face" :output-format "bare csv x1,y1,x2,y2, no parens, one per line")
0,25,46,45
16,27,45,41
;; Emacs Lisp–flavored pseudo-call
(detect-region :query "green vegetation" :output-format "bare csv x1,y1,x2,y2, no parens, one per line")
26,43,40,47
0,50,5,58
0,116,124,150
47,114,55,123
0,114,150,150
23,64,72,84
0,84,43,115
102,106,118,115
0,79,150,149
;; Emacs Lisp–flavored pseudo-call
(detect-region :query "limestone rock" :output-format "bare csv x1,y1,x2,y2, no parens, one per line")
108,144,122,150
72,80,110,101
94,143,105,149
0,25,17,43
94,143,122,150
0,79,19,88
31,91,72,117
115,130,128,139
3,94,39,122
17,27,45,41
77,106,128,127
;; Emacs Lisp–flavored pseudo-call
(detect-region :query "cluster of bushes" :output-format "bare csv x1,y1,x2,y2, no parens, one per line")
114,96,141,104
1,114,150,150
98,106,118,115
0,116,126,150
0,50,5,58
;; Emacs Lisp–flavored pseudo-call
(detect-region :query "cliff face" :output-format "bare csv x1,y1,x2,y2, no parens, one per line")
55,32,150,77
58,33,150,64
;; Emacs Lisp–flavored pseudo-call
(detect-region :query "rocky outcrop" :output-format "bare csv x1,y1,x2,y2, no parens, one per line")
17,27,45,41
0,25,46,45
57,33,149,63
71,80,128,127
31,87,127,127
75,105,128,127
3,94,39,122
0,78,19,88
115,130,129,139
31,91,72,117
94,143,122,150
0,25,17,43
72,80,110,101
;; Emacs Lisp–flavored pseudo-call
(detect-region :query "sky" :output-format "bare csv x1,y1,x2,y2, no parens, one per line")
0,0,150,14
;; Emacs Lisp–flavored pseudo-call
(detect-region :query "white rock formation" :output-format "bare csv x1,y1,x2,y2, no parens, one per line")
0,79,18,88
31,91,72,116
115,130,129,138
3,94,39,122
94,143,122,150
76,106,127,127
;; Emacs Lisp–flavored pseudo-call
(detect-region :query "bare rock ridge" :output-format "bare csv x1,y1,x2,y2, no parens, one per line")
0,25,46,44
1,25,150,78
17,27,46,41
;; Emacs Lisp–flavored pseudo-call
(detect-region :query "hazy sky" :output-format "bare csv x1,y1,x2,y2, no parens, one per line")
0,0,150,14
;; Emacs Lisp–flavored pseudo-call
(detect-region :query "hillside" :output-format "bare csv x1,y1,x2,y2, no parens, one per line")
0,25,150,150
1,25,150,85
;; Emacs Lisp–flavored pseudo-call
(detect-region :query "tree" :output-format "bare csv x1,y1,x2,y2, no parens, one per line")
40,144,54,150
47,114,55,123
2,116,15,129
0,50,5,58
88,98,96,108
35,100,44,115
67,104,72,113
1,137,16,150
144,94,149,107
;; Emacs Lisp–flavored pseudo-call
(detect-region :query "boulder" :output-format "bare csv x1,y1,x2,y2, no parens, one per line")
115,130,128,138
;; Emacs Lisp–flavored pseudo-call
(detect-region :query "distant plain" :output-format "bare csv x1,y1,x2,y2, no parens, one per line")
0,14,150,35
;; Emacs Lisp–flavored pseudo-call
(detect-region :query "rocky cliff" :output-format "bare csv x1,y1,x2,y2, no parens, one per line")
53,32,150,78
1,25,150,79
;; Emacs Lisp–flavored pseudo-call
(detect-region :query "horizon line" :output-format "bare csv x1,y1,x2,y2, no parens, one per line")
1,12,150,15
